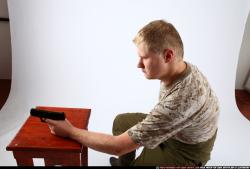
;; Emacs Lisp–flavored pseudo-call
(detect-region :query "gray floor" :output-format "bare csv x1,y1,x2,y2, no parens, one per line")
0,127,19,166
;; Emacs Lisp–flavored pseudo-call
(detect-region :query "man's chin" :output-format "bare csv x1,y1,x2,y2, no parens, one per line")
144,74,154,79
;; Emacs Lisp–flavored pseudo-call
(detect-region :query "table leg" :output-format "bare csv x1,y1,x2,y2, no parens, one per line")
12,151,34,166
81,147,88,166
13,152,34,166
44,158,57,166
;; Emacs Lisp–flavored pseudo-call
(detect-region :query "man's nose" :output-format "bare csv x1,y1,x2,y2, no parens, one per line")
137,59,144,68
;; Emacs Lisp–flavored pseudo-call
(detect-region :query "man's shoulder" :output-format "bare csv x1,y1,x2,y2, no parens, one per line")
186,62,210,85
186,61,198,74
165,62,211,96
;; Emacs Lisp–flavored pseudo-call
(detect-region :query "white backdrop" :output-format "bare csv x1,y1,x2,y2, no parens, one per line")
236,10,250,89
0,0,250,166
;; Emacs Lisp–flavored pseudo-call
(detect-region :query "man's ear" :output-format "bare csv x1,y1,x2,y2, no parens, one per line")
163,49,174,62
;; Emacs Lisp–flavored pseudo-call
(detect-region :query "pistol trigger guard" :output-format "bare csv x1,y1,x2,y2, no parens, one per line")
41,118,46,123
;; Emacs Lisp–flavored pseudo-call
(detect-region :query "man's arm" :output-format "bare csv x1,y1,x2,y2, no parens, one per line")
46,119,140,156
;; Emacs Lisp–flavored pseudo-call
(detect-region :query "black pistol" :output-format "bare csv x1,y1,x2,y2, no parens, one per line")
30,108,66,122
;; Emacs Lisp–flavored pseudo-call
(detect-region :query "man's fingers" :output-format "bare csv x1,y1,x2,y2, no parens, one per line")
50,129,56,135
45,119,57,125
48,124,53,130
48,124,56,134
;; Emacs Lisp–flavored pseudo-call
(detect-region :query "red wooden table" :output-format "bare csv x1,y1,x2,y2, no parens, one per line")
6,106,91,166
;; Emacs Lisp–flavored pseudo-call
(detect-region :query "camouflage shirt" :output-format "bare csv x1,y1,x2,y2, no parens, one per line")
127,62,219,149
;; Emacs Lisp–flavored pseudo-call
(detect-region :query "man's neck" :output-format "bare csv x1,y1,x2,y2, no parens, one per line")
162,61,187,87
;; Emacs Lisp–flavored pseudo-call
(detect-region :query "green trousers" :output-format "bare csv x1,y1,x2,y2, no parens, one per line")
112,113,217,166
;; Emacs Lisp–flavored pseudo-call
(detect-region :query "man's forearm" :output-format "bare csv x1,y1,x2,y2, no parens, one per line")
69,127,124,156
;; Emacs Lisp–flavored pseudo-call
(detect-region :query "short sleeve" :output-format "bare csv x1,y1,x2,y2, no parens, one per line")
127,78,207,149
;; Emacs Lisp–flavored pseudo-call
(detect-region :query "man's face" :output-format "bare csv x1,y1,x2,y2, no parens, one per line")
136,42,165,79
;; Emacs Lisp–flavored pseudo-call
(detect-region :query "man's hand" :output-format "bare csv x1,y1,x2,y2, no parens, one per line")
45,118,75,138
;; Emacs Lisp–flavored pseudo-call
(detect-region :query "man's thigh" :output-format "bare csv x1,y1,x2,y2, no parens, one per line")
112,112,147,136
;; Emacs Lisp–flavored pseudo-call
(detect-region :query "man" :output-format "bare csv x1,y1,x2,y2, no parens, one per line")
46,20,219,166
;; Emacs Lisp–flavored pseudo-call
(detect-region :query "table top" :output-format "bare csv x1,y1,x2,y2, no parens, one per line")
6,106,91,153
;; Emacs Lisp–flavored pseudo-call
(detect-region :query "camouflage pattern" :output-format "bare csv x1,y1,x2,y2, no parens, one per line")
127,62,219,149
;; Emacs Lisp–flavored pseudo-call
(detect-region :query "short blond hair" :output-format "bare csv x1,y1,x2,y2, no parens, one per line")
133,20,184,58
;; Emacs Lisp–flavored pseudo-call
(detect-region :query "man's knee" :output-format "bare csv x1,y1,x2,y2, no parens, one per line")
112,113,128,136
